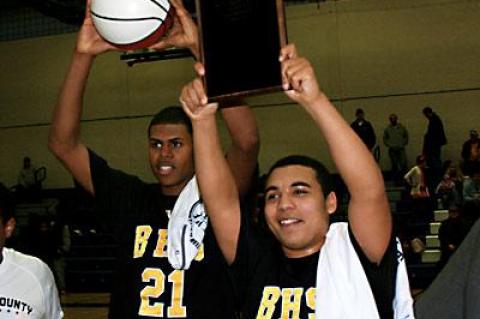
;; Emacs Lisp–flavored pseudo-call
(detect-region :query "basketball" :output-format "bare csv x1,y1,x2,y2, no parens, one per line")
90,0,174,50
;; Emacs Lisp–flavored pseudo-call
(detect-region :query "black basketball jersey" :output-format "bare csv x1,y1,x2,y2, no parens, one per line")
230,216,398,319
89,150,237,318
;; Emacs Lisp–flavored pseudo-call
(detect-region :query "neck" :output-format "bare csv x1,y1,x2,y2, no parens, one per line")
282,237,325,258
160,186,182,196
160,181,190,196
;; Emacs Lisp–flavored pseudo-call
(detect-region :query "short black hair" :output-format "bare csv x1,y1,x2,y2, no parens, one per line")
148,106,192,137
355,108,364,116
0,183,15,223
422,107,433,115
266,155,334,196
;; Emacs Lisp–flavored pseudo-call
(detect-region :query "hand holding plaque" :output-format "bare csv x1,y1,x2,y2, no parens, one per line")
195,0,287,101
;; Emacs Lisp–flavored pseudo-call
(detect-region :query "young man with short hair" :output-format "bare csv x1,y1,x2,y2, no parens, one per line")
48,1,259,318
0,183,63,319
181,44,414,319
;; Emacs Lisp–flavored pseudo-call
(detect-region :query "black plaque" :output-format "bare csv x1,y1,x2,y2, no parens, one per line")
195,0,287,101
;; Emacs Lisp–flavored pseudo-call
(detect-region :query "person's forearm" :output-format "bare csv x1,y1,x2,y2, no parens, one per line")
303,95,385,199
192,115,240,264
49,51,94,153
221,105,260,197
302,94,391,263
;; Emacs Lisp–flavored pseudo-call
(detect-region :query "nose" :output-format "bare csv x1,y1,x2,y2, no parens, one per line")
160,144,173,158
278,193,294,211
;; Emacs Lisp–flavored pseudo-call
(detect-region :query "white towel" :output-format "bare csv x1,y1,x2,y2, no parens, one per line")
167,176,208,270
315,223,414,319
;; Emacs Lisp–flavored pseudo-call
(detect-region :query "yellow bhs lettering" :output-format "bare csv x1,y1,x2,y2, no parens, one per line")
134,226,152,258
134,227,205,261
256,287,316,319
280,288,303,319
154,229,168,257
305,288,316,319
256,287,281,319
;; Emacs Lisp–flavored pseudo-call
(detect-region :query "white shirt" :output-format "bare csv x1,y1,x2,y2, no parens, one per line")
0,248,63,319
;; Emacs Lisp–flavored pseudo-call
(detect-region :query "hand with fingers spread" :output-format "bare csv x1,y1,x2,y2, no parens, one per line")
149,0,200,59
76,0,116,56
280,44,323,108
180,78,218,121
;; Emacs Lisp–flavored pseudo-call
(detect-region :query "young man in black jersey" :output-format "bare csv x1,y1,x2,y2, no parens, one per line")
48,1,259,318
181,44,414,318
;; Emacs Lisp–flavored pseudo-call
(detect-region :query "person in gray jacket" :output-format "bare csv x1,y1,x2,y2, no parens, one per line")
383,113,409,183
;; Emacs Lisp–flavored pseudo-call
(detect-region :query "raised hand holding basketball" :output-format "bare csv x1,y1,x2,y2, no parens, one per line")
90,0,174,51
76,0,115,56
149,0,199,59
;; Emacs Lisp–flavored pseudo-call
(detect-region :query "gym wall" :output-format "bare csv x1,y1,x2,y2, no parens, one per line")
0,0,479,188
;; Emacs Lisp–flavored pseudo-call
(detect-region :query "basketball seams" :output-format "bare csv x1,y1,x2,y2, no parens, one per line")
90,0,173,49
129,18,170,46
148,0,170,15
91,11,165,23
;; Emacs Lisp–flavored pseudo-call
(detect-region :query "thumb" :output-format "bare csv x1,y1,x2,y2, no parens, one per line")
205,102,219,111
284,89,299,101
179,98,194,118
194,62,205,76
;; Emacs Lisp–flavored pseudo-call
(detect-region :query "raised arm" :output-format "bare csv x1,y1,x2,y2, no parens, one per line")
180,79,241,264
48,0,114,195
49,0,201,195
281,45,391,263
149,0,200,59
221,104,260,197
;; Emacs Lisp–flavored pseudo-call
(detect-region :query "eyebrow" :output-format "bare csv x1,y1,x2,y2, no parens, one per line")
265,181,312,193
291,182,312,188
149,137,184,143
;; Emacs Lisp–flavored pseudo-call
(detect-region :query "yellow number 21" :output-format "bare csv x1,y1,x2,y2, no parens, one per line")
139,268,187,317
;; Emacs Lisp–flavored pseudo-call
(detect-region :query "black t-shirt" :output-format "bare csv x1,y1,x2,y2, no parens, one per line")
89,150,237,319
231,216,398,319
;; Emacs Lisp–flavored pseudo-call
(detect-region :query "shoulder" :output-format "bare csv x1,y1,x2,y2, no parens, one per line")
5,248,55,284
89,148,148,187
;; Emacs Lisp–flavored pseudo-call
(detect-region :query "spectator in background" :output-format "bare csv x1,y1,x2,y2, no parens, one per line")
463,164,480,208
17,156,41,202
460,129,480,177
383,113,409,183
437,205,469,269
0,183,63,318
405,155,433,222
351,108,377,151
18,157,36,189
435,164,463,210
422,107,447,192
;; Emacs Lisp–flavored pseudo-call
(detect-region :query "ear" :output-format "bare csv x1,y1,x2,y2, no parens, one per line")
4,218,16,239
325,192,337,215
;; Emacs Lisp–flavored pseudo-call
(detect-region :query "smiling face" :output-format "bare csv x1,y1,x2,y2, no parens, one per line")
264,165,337,258
148,123,194,196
